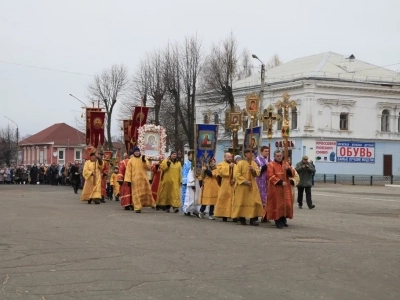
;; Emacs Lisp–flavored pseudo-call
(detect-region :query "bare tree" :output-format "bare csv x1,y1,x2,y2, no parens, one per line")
88,64,128,151
237,48,253,80
266,53,283,69
180,34,203,148
0,125,18,166
202,32,239,110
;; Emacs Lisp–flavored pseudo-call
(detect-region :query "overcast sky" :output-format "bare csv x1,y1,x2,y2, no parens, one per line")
1,0,399,138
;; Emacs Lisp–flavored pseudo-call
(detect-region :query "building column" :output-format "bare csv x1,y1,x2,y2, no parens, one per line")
44,146,47,164
36,146,40,164
23,147,27,164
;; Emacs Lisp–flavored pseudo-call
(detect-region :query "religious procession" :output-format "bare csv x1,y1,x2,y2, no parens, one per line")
78,93,316,229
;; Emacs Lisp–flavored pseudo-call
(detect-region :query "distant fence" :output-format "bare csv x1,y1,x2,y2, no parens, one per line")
314,174,400,186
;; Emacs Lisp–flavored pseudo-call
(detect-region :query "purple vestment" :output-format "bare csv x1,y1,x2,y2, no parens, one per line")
255,156,270,206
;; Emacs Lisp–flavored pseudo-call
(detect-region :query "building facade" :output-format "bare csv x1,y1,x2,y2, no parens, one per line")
196,52,400,176
19,123,86,165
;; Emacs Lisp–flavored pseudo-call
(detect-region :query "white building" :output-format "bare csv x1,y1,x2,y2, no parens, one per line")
196,52,400,176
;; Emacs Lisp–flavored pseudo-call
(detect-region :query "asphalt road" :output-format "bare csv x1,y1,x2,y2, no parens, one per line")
0,183,399,300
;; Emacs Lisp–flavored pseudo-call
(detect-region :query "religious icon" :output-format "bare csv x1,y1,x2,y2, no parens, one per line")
245,93,260,113
198,132,214,149
93,117,103,129
251,137,257,149
145,134,159,151
136,112,145,123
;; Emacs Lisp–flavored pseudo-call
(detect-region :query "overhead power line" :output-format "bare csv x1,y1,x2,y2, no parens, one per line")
0,60,94,77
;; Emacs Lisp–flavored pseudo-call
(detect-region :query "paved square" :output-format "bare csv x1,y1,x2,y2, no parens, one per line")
0,184,399,300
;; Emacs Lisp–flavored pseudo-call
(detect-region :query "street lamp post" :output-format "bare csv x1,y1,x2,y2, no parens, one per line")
69,94,87,107
252,54,266,113
4,116,19,165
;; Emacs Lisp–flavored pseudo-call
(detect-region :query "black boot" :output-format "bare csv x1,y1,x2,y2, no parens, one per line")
282,217,288,227
124,206,131,210
275,219,283,229
239,217,247,225
94,200,100,204
100,196,105,203
250,217,259,226
135,210,141,213
222,217,228,222
232,218,239,222
88,200,92,204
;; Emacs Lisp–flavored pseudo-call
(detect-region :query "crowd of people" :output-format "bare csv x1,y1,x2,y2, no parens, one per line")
0,162,85,186
78,146,316,229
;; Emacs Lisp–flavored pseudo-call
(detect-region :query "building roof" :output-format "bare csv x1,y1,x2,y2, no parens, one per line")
234,52,400,89
20,123,85,146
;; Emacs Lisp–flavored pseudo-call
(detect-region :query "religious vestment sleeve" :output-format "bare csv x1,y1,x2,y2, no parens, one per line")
268,162,283,186
82,161,93,180
160,159,169,173
117,160,126,181
251,161,261,177
124,160,133,183
233,161,247,185
217,163,230,178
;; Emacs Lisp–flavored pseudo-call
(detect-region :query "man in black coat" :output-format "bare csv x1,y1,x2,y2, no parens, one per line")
49,163,58,186
29,164,39,184
70,161,81,194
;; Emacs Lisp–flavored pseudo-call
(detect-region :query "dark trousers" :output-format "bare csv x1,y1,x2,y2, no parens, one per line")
107,184,113,199
200,205,214,216
72,179,80,193
297,186,313,207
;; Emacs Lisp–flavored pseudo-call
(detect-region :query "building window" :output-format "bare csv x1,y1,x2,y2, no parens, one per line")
291,107,297,129
262,109,268,131
340,113,348,130
381,109,390,132
398,113,400,132
214,113,219,124
58,150,64,160
203,115,209,124
75,150,81,161
277,109,283,130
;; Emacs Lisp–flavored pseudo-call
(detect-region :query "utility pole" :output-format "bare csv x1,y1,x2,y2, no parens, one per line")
252,54,266,115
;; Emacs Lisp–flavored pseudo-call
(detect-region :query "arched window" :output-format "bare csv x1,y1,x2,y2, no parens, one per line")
277,108,283,130
381,109,390,132
203,114,209,124
213,113,219,124
291,107,297,129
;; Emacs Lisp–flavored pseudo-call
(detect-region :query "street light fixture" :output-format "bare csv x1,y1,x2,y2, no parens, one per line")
252,54,266,113
4,116,19,165
69,94,87,107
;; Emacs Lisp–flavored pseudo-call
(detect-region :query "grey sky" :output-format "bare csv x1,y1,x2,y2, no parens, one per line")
1,0,399,138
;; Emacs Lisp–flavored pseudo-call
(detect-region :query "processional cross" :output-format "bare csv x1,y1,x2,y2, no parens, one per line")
261,104,281,161
275,92,297,163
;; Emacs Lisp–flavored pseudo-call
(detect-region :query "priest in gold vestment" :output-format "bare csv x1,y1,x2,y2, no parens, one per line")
199,158,219,220
124,147,155,213
157,151,182,213
80,152,103,204
231,149,264,226
214,153,235,222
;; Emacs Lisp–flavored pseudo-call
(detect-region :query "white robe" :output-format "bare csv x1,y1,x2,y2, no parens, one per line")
182,168,200,213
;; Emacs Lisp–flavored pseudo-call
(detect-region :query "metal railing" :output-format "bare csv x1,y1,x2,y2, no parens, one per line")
314,174,400,186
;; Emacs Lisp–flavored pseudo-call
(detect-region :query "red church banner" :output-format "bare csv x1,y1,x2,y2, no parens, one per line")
130,106,149,146
90,111,105,148
85,108,102,145
123,119,133,153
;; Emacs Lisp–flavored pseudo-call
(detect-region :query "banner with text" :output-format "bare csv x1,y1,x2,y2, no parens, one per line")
336,142,375,163
315,141,337,162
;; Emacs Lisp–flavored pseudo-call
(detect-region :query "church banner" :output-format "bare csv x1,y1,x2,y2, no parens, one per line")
85,108,102,145
130,106,149,146
195,124,218,177
90,111,105,148
123,119,133,153
243,126,261,157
